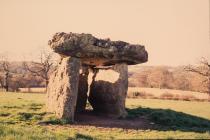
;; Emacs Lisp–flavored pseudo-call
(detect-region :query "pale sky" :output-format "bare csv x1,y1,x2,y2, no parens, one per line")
0,0,209,66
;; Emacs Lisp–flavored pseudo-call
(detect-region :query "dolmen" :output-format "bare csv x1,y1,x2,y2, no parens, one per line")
47,32,148,122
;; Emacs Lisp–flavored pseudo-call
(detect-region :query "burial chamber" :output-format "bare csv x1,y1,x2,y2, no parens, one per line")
47,32,148,122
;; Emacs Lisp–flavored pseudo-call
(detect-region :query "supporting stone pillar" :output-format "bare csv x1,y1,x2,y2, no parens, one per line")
88,63,128,118
47,57,80,122
76,65,89,112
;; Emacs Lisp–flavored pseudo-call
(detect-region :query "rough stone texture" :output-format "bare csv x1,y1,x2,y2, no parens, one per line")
88,63,128,118
47,32,148,121
76,66,89,112
46,57,80,121
48,32,148,66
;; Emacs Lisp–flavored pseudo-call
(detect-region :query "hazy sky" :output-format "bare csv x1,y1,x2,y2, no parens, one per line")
0,0,209,66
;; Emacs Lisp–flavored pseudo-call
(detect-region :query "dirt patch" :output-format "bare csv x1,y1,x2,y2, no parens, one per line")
41,110,153,130
72,110,153,130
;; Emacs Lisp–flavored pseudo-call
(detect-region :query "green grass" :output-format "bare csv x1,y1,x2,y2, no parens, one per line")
0,92,210,139
126,107,210,132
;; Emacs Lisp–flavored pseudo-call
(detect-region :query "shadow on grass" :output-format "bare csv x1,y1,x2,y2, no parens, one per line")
75,133,94,140
41,117,72,125
41,107,210,133
126,107,210,132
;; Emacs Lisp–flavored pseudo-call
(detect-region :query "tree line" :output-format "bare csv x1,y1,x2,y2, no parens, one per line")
129,58,210,95
0,51,55,92
0,51,209,95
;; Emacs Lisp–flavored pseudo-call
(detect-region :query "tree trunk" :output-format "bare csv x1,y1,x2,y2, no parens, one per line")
45,79,49,92
5,85,9,92
5,72,9,92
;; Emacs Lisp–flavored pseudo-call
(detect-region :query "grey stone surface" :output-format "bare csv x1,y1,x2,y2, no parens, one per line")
76,65,89,112
48,32,148,66
46,57,80,122
88,63,128,118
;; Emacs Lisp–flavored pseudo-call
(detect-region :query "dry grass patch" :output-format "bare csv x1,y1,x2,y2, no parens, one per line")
128,87,210,102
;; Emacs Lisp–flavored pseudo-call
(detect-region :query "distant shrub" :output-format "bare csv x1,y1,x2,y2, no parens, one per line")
159,92,200,101
160,92,174,100
180,95,196,101
133,91,142,97
127,88,209,102
173,94,180,100
128,91,155,99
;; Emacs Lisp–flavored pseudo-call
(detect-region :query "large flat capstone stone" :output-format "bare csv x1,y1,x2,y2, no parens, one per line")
48,32,148,66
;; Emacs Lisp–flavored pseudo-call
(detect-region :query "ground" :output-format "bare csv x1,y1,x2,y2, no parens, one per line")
128,87,209,101
0,92,210,139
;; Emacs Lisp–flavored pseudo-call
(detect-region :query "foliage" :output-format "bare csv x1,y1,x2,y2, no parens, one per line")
129,65,208,93
185,58,210,94
23,50,55,89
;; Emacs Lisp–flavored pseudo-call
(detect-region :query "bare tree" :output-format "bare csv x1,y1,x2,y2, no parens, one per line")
23,51,54,90
0,75,4,89
185,58,210,95
0,55,12,92
146,67,174,89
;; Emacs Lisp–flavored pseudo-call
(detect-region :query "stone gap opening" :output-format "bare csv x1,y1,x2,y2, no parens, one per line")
75,64,128,119
75,66,120,113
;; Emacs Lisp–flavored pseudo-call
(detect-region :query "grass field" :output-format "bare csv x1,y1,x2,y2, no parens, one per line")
0,92,210,139
128,87,210,101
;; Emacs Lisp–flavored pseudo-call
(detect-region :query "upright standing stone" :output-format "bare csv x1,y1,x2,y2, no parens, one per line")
88,63,128,118
47,57,80,122
76,65,89,112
